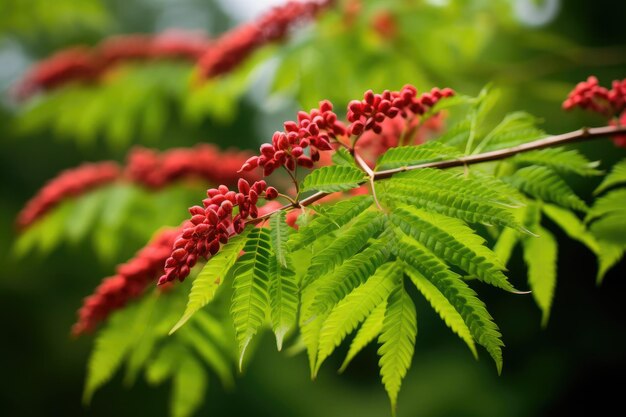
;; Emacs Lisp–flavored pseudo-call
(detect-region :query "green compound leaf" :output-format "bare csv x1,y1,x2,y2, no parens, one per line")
316,261,401,372
377,280,417,414
339,301,387,373
288,195,374,251
171,231,249,334
376,141,461,170
594,159,626,195
523,227,558,326
504,165,588,212
396,234,503,373
230,228,272,370
301,165,367,193
303,210,385,288
406,267,477,358
391,205,516,292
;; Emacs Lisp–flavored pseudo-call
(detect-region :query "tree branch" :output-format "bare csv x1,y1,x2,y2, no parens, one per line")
249,124,626,224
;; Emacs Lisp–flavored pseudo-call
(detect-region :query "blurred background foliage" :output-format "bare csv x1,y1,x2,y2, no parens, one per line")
1,0,625,416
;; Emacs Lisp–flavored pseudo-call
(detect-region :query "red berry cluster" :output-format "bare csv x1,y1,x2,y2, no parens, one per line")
14,48,100,99
17,162,121,229
72,226,182,335
196,0,332,79
240,100,346,176
125,144,258,188
563,76,626,148
158,179,277,285
347,85,454,136
15,30,211,99
562,76,626,116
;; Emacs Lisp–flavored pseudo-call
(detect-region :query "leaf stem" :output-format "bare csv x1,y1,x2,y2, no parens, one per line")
248,124,626,224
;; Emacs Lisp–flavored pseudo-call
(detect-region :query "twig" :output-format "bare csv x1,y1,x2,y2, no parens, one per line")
248,124,626,224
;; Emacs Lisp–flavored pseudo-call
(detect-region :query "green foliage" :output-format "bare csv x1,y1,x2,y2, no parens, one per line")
339,301,387,372
84,288,235,417
474,111,545,152
303,210,385,288
390,205,516,292
377,280,417,414
316,261,400,372
380,168,524,230
230,228,272,369
503,165,588,212
395,235,504,373
14,183,201,261
523,225,558,326
594,159,626,194
287,195,374,251
375,142,461,170
511,147,601,177
171,231,250,334
301,165,367,193
406,267,477,357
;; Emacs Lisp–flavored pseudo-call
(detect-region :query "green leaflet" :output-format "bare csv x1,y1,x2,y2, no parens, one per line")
523,226,558,326
301,165,367,193
269,211,298,350
511,147,601,177
269,255,298,351
493,227,520,267
436,119,471,146
586,189,626,223
83,300,146,403
309,230,394,317
230,228,272,370
299,276,327,374
331,147,359,168
395,235,503,373
542,204,600,254
171,231,250,334
405,267,477,358
375,141,461,170
316,261,401,374
474,111,545,153
504,165,588,212
178,324,234,388
270,211,291,268
303,210,385,288
66,187,107,243
288,195,374,251
339,301,387,372
596,242,625,284
380,167,524,230
171,355,207,417
377,279,417,414
145,343,182,386
590,214,626,245
594,159,626,194
391,205,517,292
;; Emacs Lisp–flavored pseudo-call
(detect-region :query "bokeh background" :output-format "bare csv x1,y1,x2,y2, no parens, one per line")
1,0,625,416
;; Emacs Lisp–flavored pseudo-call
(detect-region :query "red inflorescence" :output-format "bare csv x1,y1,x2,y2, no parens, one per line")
347,85,454,136
72,226,183,335
17,162,121,229
563,76,626,148
196,0,332,79
15,47,101,99
158,179,277,285
125,144,258,188
240,100,347,176
15,30,211,99
150,30,211,60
